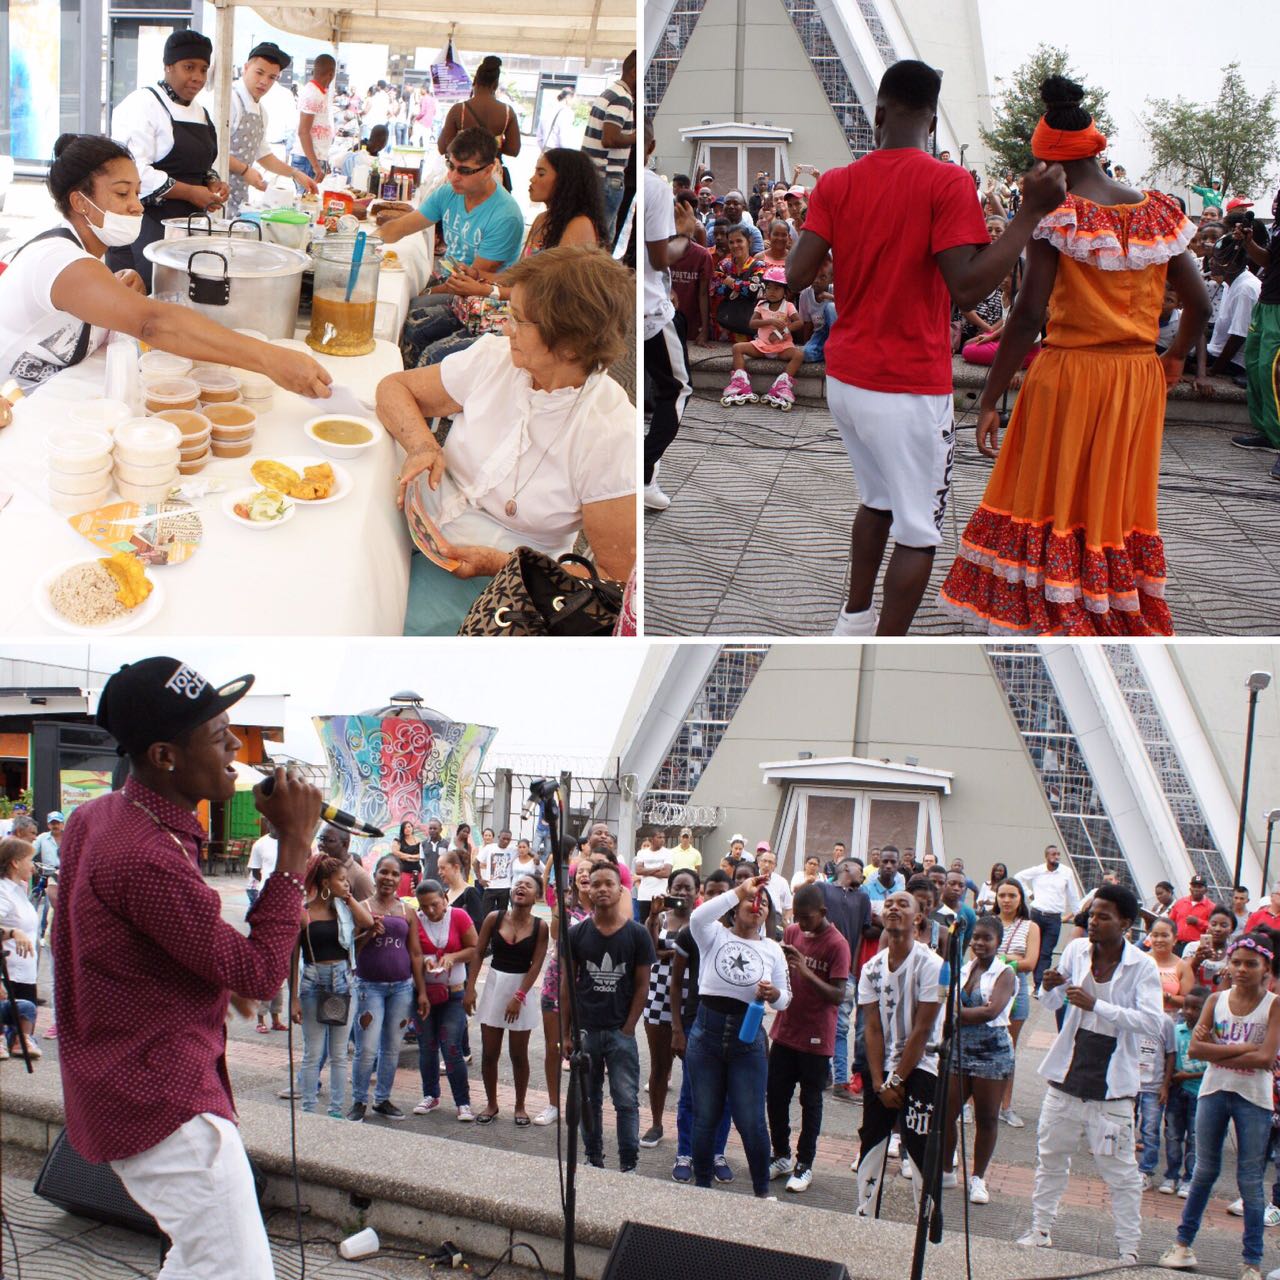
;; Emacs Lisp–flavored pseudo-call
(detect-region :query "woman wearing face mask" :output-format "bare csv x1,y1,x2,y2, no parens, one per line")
0,134,331,401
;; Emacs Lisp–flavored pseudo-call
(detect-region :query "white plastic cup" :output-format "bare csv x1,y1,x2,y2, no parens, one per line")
338,1228,379,1260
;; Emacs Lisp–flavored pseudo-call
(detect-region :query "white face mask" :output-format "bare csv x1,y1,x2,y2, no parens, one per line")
78,195,143,248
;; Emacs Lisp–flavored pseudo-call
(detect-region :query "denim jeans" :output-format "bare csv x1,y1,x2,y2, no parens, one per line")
686,1004,771,1195
402,304,465,369
290,154,317,182
1137,1089,1164,1175
351,977,416,1106
581,1027,641,1169
1177,1088,1272,1265
602,175,625,248
415,990,470,1106
802,301,837,363
675,1058,731,1159
297,962,353,1116
833,978,856,1085
1031,911,1061,990
1163,1088,1198,1183
420,330,479,367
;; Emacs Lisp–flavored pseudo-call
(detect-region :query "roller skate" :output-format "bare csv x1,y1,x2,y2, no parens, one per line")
720,368,756,406
763,372,795,410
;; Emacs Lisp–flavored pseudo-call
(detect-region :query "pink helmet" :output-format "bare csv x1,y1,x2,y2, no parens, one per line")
763,265,788,285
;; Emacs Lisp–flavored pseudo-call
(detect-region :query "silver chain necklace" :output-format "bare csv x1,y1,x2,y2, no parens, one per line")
505,375,593,518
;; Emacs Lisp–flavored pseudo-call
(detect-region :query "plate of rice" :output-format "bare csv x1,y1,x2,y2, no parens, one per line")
35,557,165,635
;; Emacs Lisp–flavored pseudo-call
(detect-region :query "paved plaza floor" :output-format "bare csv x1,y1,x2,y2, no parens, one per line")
4,880,1273,1278
643,393,1280,637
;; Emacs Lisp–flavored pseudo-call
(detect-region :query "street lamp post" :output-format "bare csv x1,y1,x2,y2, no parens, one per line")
1233,671,1273,893
1263,808,1280,899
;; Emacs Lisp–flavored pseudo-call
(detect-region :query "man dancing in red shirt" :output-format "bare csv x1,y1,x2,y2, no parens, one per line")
52,657,322,1279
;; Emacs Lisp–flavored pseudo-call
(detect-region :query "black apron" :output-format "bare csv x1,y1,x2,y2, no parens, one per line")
107,85,218,289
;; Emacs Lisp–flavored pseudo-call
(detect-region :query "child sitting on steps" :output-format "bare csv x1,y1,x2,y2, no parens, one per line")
721,265,803,410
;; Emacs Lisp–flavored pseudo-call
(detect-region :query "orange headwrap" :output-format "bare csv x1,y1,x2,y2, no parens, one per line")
1030,117,1107,162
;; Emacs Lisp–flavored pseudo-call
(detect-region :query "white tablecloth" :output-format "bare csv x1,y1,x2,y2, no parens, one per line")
0,338,413,636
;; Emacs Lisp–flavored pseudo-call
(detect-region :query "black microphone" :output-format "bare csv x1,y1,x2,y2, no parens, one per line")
255,772,385,839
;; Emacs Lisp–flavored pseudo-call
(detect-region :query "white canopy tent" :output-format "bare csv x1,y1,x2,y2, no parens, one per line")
207,0,635,177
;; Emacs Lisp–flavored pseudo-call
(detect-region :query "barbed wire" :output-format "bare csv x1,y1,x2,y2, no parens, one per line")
642,802,726,827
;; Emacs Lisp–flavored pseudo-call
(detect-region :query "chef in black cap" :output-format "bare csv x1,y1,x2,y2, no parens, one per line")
51,657,322,1278
108,28,230,286
226,41,318,217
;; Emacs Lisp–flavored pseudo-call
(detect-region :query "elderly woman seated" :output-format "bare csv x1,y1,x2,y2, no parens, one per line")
377,244,635,636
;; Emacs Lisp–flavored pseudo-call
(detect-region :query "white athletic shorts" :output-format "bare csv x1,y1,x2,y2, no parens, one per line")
826,377,955,549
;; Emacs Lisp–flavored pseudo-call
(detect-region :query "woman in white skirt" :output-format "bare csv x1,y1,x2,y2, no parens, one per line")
464,871,549,1125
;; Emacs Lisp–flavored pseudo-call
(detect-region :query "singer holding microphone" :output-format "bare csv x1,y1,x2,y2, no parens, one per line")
51,656,323,1280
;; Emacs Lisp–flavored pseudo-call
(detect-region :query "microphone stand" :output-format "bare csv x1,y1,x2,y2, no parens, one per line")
539,782,588,1280
909,920,962,1280
0,945,34,1074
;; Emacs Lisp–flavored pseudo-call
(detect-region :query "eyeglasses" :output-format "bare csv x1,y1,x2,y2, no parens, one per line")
445,157,489,176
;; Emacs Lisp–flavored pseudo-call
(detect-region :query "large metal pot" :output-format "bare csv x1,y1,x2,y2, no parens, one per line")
143,238,309,339
161,212,264,241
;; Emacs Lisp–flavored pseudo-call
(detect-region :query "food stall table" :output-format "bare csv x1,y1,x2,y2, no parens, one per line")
0,338,413,636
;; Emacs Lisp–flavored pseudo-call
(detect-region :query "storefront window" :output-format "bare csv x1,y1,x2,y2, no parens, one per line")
0,0,86,162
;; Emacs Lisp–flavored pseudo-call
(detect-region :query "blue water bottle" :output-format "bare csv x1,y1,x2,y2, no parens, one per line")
739,995,766,1042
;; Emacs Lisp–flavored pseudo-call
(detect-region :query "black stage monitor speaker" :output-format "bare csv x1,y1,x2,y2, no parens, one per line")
34,1129,267,1237
602,1221,852,1280
34,1130,162,1236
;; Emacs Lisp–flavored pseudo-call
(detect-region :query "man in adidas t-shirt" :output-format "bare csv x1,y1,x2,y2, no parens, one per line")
855,888,943,1214
564,862,656,1172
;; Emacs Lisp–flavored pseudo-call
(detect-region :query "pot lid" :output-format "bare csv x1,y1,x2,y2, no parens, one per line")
259,209,310,224
144,237,309,278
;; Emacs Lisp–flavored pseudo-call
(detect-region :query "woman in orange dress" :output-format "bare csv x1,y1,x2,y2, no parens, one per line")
940,77,1211,635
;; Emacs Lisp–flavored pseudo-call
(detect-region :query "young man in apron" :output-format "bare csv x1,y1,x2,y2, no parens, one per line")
108,29,228,289
225,42,319,217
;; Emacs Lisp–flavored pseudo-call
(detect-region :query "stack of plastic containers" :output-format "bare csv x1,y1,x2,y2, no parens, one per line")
46,427,113,513
112,418,181,503
151,408,212,474
203,403,258,458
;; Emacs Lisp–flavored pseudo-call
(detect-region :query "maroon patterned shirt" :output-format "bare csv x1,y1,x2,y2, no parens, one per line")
51,776,302,1162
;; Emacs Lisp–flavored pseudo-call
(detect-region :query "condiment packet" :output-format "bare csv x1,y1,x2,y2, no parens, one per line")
302,384,370,418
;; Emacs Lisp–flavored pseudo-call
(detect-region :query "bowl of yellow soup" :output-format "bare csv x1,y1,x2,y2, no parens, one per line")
303,414,383,460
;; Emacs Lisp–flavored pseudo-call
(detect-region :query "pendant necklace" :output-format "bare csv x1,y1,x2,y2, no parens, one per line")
505,376,592,518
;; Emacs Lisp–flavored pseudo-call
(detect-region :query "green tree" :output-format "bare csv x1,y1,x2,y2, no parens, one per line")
979,44,1115,178
1142,63,1278,197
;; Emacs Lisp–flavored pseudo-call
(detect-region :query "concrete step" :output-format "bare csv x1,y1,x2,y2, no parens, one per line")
684,343,1253,430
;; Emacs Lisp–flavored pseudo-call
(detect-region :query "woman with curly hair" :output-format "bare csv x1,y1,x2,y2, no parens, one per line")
413,147,608,367
940,75,1212,635
712,226,765,342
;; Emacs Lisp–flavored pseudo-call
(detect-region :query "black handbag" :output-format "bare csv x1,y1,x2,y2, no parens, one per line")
457,550,622,636
716,280,762,335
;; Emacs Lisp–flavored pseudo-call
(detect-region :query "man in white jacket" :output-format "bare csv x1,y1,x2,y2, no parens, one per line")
1017,882,1165,1264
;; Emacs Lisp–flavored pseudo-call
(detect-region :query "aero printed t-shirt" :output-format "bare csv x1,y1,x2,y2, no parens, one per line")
804,148,989,395
771,922,851,1057
417,183,525,270
569,917,657,1031
858,941,944,1075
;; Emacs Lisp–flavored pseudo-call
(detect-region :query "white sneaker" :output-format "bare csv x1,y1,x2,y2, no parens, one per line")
786,1164,813,1193
1017,1229,1052,1249
769,1155,795,1181
1119,1254,1140,1268
887,1133,901,1159
1266,1205,1280,1228
941,1170,958,1189
1159,1244,1198,1269
412,1095,440,1115
901,1158,914,1180
833,606,878,637
532,1105,558,1127
1178,1182,1191,1198
1229,1197,1245,1217
1001,1107,1025,1128
1140,1173,1154,1191
1243,1268,1263,1280
456,1104,475,1122
849,1152,860,1173
1158,1179,1177,1195
643,480,671,511
969,1175,989,1205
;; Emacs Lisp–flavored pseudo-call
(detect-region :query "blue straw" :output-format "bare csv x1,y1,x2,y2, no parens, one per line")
344,230,367,302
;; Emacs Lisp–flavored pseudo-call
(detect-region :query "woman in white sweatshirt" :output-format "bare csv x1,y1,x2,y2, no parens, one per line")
685,875,791,1197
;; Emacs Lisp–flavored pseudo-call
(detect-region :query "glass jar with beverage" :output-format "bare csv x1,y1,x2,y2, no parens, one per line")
307,239,382,357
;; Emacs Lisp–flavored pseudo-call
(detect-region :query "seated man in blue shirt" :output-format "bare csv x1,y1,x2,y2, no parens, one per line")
379,127,526,367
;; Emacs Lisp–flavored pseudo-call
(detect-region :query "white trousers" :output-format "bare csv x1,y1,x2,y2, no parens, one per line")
110,1113,273,1279
1030,1086,1143,1256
